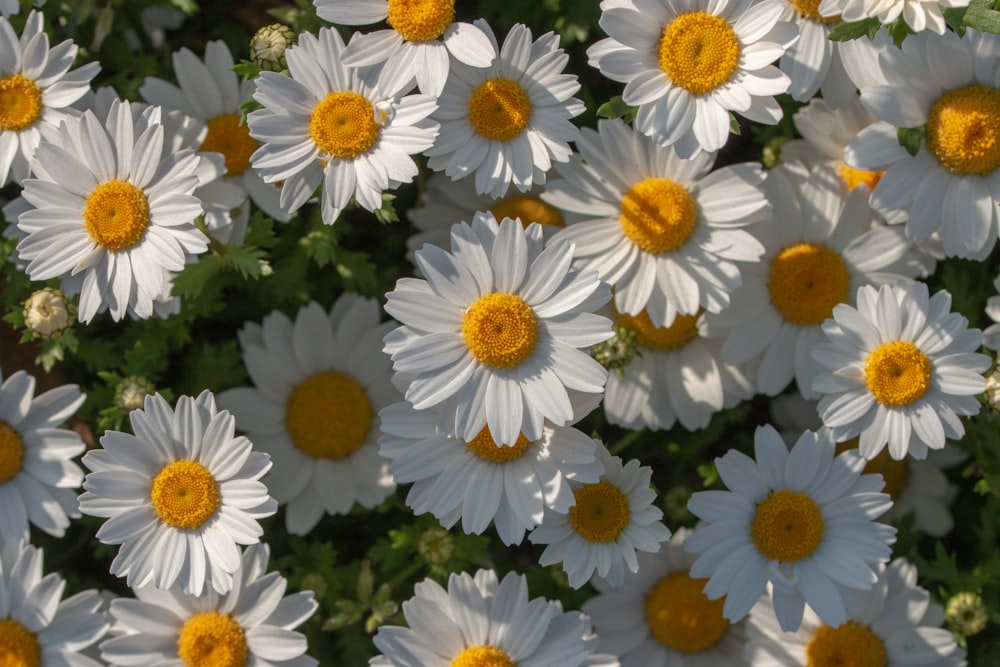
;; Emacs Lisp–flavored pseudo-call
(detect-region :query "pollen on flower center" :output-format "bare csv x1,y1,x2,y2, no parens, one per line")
490,194,565,229
84,180,151,251
465,426,533,462
658,12,741,96
200,113,259,176
0,617,41,667
176,611,249,667
462,293,539,369
468,79,532,142
285,371,372,459
768,243,850,326
0,421,25,484
150,460,220,529
836,437,908,500
926,84,1000,175
645,570,730,653
836,162,884,191
752,490,825,562
619,178,699,254
617,309,701,350
788,0,840,22
570,480,631,543
387,0,455,42
0,74,43,131
805,620,887,667
864,341,931,407
450,645,516,667
309,91,380,159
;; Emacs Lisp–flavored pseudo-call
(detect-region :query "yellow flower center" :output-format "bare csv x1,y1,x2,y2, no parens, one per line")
569,480,631,543
0,74,43,132
285,371,372,459
465,426,533,462
835,438,908,500
490,194,565,229
805,620,887,667
84,180,151,251
200,113,258,176
619,178,699,254
658,12,741,96
0,618,41,667
462,293,538,369
468,79,532,142
926,84,1000,176
788,0,840,22
0,421,25,485
450,645,516,667
309,91,380,159
836,163,884,192
150,460,220,529
617,309,700,350
864,341,931,407
752,490,825,562
387,0,455,41
176,611,249,667
768,243,850,326
645,570,730,653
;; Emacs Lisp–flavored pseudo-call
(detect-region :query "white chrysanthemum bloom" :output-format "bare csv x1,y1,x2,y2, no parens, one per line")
583,527,749,667
685,425,897,632
812,282,989,461
0,10,99,186
425,20,584,199
217,296,397,536
78,391,277,596
544,119,769,327
845,29,1000,259
982,273,1000,350
0,541,108,667
819,0,966,33
707,161,920,399
384,213,613,446
100,543,318,667
371,569,591,666
587,0,796,157
0,366,85,545
248,27,438,225
378,400,605,545
528,446,672,589
314,0,495,97
746,558,967,666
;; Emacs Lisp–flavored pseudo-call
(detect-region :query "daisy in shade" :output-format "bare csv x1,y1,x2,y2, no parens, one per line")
685,425,896,632
78,391,277,597
217,295,397,536
818,0,966,33
383,213,613,447
528,446,672,589
812,282,989,461
0,10,99,186
587,0,796,157
100,543,318,667
543,118,769,328
425,20,584,199
745,558,966,666
248,27,438,225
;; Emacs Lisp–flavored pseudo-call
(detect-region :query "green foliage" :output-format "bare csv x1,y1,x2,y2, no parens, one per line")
827,17,883,41
897,125,927,157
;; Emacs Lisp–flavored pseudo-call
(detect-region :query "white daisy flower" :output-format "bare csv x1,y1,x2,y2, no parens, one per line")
425,20,584,199
217,295,397,536
685,425,897,632
812,282,989,461
528,446,672,589
982,273,1000,350
78,390,277,596
819,0,967,33
746,558,966,666
100,543,318,667
543,118,769,328
0,10,99,186
383,213,613,447
248,27,438,225
587,0,796,157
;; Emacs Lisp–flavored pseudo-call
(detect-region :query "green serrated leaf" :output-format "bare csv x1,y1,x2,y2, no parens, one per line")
827,17,883,41
171,254,224,300
896,126,926,157
232,60,261,80
221,244,269,280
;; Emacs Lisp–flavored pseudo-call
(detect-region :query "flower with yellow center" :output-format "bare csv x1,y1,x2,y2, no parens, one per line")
461,293,539,369
467,78,532,142
618,178,699,254
285,371,373,460
926,84,1000,176
805,621,886,667
450,646,515,667
489,195,563,229
645,572,730,653
0,421,24,485
150,460,220,529
83,180,151,251
0,617,41,667
0,74,42,131
176,612,248,667
200,114,258,176
309,91,381,160
658,13,741,96
768,243,850,326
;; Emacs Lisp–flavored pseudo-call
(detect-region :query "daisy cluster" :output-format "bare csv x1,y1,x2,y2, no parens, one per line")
0,0,998,665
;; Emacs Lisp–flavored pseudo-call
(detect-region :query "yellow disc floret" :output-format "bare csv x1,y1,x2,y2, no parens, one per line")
465,427,533,462
752,490,825,562
926,84,1000,176
570,480,631,543
805,620,888,667
450,645,516,667
490,194,565,229
619,178,699,254
0,74,43,132
462,293,539,369
788,0,840,22
387,0,455,41
285,371,372,459
310,91,380,159
617,309,701,350
0,421,25,484
768,243,850,326
0,618,41,667
84,180,151,251
468,79,532,142
659,12,741,95
836,163,884,192
864,341,931,407
176,611,249,667
200,113,258,176
645,570,730,653
150,460,220,529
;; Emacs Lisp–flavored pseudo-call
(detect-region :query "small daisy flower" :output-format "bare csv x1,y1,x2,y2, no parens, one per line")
425,20,584,199
248,27,438,225
100,543,318,667
218,295,397,536
686,425,896,632
78,390,277,596
819,0,967,33
812,282,989,461
528,446,672,589
383,213,613,447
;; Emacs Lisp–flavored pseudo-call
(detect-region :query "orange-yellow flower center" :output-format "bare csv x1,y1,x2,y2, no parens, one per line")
387,0,455,41
926,84,1000,176
0,618,41,667
465,426,533,462
0,74,43,132
835,437,908,499
450,645,515,667
836,162,884,191
768,243,850,326
310,91,380,159
200,113,258,176
619,178,698,254
285,371,372,459
490,194,565,229
659,12,741,96
864,341,931,407
617,309,701,350
0,421,25,484
150,460,220,529
645,570,730,653
468,79,532,142
84,180,151,251
752,490,825,562
176,611,249,667
570,480,631,543
462,293,538,369
805,620,887,667
789,0,840,22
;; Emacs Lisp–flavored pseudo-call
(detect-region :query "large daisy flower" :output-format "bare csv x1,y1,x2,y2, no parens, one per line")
543,118,769,328
424,20,584,199
217,296,397,536
587,0,796,157
685,425,896,632
812,282,989,461
383,213,613,447
78,391,277,596
248,27,438,225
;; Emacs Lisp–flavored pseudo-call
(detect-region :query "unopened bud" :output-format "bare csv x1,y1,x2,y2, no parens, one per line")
591,324,639,372
250,23,296,72
23,288,74,339
946,591,988,636
114,376,155,413
986,367,1000,410
417,526,454,565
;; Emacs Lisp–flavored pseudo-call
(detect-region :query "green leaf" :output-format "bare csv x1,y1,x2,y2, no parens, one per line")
232,60,261,80
596,96,637,121
171,254,224,300
827,17,882,41
897,126,926,157
221,244,270,280
374,193,399,224
963,0,1000,33
886,17,914,46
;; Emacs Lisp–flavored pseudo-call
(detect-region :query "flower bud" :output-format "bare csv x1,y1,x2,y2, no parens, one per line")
23,288,74,339
250,23,296,72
